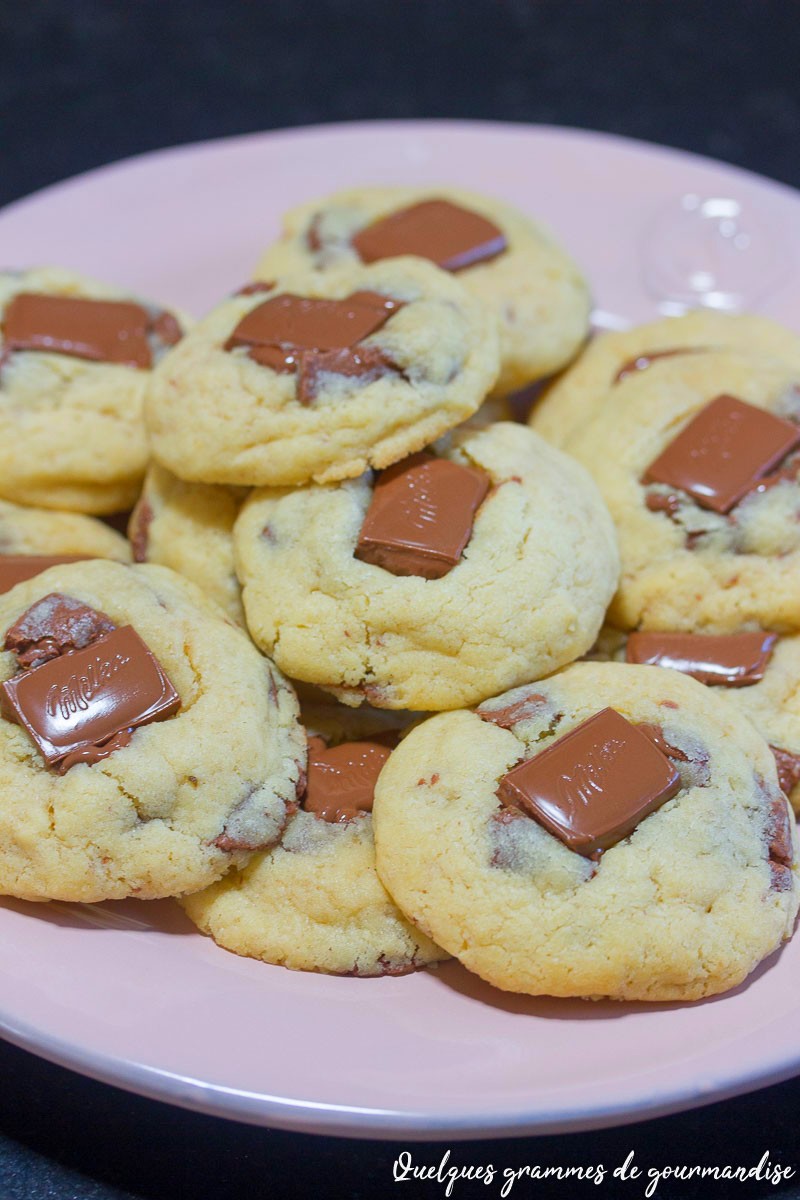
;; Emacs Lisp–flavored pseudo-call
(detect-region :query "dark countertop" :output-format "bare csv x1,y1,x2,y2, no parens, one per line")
2,2,800,1197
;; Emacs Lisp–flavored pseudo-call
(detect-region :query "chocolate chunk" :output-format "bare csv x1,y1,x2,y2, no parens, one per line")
744,449,800,497
614,347,700,383
638,722,690,762
150,310,182,347
477,691,549,729
5,594,116,671
225,292,399,356
301,738,391,823
496,708,681,857
0,555,90,596
352,199,507,272
643,395,800,514
3,293,153,369
129,500,154,563
0,625,180,773
645,491,681,516
771,745,800,796
234,281,275,297
626,631,778,687
354,452,489,579
296,345,399,405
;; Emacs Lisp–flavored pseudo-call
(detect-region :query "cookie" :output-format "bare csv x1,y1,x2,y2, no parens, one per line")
254,185,591,397
234,422,619,711
372,662,799,1001
0,498,130,594
530,311,800,448
588,626,800,814
0,560,304,902
564,351,800,632
129,465,246,625
0,268,189,513
146,258,499,487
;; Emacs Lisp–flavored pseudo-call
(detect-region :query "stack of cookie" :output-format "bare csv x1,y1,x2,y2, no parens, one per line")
0,188,798,1002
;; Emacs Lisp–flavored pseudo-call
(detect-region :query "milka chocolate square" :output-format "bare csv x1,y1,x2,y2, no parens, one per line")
352,199,507,272
3,293,152,368
497,708,681,856
354,452,489,579
643,394,800,514
626,631,777,687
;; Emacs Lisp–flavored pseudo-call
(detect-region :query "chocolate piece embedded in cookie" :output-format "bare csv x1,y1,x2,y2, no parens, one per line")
355,452,489,579
353,199,507,272
497,707,681,857
626,631,778,687
3,293,154,369
1,624,180,773
0,555,90,596
302,737,392,823
643,394,800,514
5,592,116,670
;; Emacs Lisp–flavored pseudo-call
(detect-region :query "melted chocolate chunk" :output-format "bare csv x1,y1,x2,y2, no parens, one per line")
234,281,275,297
3,293,153,369
150,310,182,347
5,594,116,671
301,737,392,823
614,347,701,383
762,784,795,891
296,345,399,406
0,555,90,596
626,631,777,687
129,500,154,563
645,490,681,516
496,708,681,857
643,395,800,515
352,199,507,272
771,745,800,796
224,291,402,398
354,452,489,580
0,625,180,773
477,691,549,729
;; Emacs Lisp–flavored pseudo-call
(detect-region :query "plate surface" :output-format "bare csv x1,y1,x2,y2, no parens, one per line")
0,120,799,1140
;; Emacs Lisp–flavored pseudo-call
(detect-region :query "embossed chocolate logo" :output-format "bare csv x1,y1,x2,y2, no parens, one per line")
497,708,681,856
0,625,180,772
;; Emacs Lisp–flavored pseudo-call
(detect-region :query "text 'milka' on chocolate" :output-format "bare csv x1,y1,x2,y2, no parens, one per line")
497,707,681,857
301,736,392,824
643,394,800,514
626,630,778,687
352,199,507,272
3,293,154,369
354,452,489,580
0,555,91,596
0,626,180,773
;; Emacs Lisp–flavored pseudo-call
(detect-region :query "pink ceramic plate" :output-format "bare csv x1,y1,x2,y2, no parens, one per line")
0,121,799,1140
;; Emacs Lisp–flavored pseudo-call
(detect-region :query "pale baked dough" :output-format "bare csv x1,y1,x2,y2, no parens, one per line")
0,498,130,561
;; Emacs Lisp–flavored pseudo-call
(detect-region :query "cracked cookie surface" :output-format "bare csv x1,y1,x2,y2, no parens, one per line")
0,268,189,514
564,352,800,632
254,185,591,397
0,560,304,901
146,258,499,487
129,464,246,625
372,662,800,1000
234,422,619,711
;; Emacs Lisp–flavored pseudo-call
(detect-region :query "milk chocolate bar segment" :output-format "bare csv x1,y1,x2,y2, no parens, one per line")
352,199,507,272
0,625,180,771
302,739,392,823
355,452,489,579
497,707,681,857
0,555,90,596
626,631,778,686
225,292,397,355
643,394,800,514
3,293,152,369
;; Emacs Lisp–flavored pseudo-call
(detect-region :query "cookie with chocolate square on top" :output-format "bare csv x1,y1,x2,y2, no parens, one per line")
234,422,618,712
0,560,304,902
372,661,800,1001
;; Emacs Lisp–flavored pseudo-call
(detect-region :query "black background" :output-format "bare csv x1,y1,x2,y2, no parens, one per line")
2,1,800,1197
